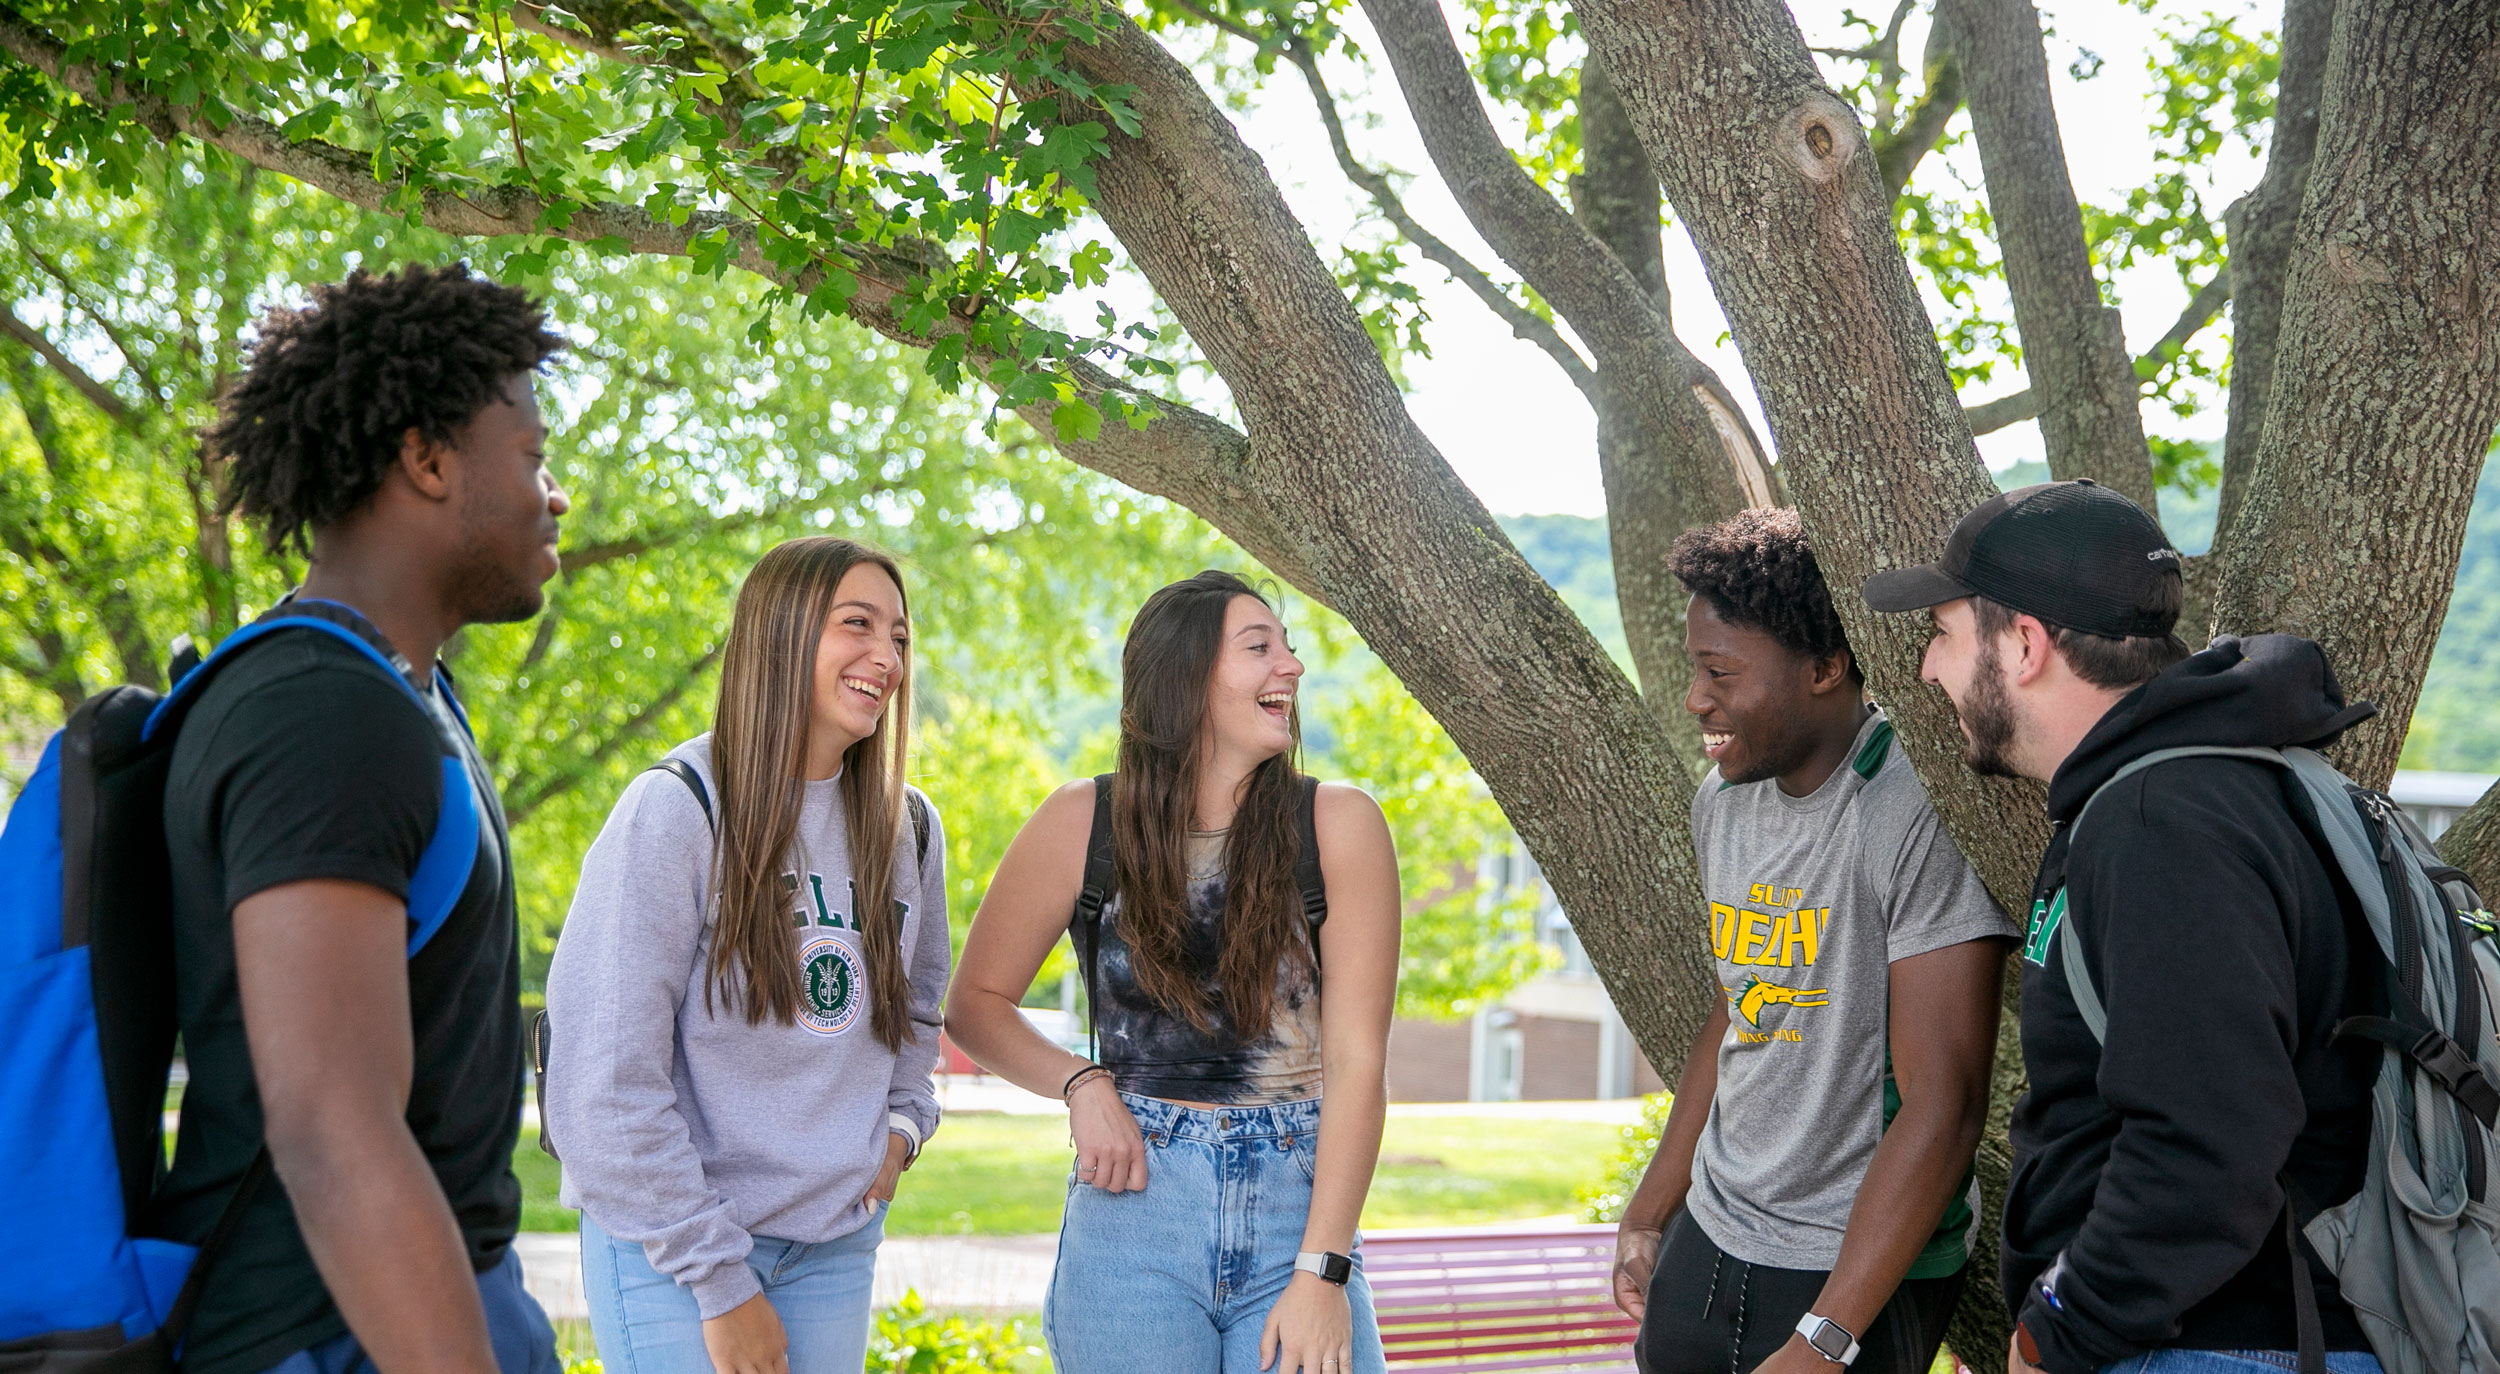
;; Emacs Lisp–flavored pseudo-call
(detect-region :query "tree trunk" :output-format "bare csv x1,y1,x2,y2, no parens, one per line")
2212,0,2336,563
2208,0,2500,791
1361,0,1774,776
1571,0,2049,919
1942,0,2156,510
1573,53,1780,763
1054,15,1731,1057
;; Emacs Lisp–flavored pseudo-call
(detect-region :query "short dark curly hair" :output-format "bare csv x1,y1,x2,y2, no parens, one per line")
210,263,565,554
1668,507,1860,682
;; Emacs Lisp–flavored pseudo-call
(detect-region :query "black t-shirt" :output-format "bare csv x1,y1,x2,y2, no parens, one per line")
156,629,523,1374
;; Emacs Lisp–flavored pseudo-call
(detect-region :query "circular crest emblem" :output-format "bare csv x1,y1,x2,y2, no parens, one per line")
798,936,865,1036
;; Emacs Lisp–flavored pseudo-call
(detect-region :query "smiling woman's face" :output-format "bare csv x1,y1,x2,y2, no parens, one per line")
1202,594,1303,766
809,561,909,763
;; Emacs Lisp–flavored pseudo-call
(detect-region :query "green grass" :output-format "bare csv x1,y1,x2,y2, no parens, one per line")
517,1113,1623,1236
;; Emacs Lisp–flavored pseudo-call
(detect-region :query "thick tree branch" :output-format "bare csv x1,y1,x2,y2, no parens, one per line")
1963,273,2231,435
2212,0,2334,559
0,306,133,422
2439,780,2500,901
1941,0,2156,508
1055,10,1722,1067
1873,31,1962,200
0,1,1334,595
2209,0,2500,788
1274,32,1594,390
1360,0,1777,775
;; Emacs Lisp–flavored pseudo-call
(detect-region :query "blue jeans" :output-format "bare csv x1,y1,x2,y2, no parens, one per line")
259,1245,559,1374
2103,1352,2384,1373
580,1210,884,1374
1045,1094,1386,1374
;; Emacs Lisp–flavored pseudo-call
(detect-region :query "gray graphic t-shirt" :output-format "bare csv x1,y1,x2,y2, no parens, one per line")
1684,710,2016,1273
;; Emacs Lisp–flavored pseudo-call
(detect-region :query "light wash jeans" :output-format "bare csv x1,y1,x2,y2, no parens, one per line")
1045,1093,1386,1374
2102,1352,2384,1373
579,1210,883,1374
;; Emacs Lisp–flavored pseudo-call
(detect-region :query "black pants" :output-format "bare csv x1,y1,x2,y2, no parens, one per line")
1634,1209,1965,1374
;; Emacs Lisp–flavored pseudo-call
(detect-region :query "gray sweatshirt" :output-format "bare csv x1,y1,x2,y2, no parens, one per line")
545,734,947,1318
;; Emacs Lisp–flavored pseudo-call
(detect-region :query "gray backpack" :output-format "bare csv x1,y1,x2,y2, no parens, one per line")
2060,745,2500,1374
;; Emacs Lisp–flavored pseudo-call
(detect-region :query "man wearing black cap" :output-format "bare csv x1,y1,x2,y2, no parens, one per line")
1865,480,2383,1374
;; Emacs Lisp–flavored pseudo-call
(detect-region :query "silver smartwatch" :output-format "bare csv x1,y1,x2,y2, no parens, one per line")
1294,1250,1353,1286
1796,1313,1861,1366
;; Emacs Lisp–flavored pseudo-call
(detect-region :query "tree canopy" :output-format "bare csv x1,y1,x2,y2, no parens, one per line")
8,1,2500,1362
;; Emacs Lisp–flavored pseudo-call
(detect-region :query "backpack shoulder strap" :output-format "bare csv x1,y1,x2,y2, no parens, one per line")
1074,774,1118,1062
909,789,931,868
646,757,716,833
150,604,476,957
2062,746,2296,1044
1295,775,1327,964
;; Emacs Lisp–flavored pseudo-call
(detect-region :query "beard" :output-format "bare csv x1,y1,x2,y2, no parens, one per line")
1958,634,2022,778
444,527,550,625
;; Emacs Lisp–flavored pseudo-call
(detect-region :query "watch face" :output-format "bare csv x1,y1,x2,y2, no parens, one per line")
1321,1252,1353,1285
1806,1321,1851,1360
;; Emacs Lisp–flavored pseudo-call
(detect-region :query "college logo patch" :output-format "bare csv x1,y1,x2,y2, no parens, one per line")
799,936,866,1036
2023,888,2068,967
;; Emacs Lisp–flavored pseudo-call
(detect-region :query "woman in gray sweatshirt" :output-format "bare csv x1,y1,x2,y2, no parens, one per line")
545,538,948,1374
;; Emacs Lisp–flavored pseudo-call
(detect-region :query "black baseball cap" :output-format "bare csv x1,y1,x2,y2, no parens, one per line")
1862,479,2184,638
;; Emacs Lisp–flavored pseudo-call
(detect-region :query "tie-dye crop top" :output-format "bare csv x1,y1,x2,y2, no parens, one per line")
1082,833,1325,1105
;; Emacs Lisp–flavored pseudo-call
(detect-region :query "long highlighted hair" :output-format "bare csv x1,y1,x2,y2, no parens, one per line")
707,537,915,1051
1111,570,1308,1038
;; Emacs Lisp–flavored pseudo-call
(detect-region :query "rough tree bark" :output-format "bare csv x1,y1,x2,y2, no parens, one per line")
1569,3,2055,1363
1051,11,1730,1056
1941,0,2157,510
1570,0,2047,914
2212,0,2336,560
2208,0,2500,792
1360,0,1775,774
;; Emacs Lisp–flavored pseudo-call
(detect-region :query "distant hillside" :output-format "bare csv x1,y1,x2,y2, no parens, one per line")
1502,456,2500,772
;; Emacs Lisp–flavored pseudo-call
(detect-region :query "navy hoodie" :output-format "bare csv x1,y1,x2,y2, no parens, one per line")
2002,635,2383,1373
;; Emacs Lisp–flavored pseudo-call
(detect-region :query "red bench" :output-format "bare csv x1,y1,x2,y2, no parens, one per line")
1364,1223,1636,1372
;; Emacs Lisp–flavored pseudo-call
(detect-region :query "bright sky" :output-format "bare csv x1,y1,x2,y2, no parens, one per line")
1117,0,2268,516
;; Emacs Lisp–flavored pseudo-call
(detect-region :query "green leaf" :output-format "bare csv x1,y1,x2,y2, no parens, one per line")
1050,396,1102,443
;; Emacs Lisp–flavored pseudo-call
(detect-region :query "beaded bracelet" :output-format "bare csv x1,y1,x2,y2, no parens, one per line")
1062,1063,1113,1100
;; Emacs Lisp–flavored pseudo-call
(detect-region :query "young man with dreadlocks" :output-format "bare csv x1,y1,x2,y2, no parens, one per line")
1610,510,2017,1374
156,264,569,1374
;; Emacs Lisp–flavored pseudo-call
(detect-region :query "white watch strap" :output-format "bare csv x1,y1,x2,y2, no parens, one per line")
1795,1313,1861,1366
1293,1252,1326,1277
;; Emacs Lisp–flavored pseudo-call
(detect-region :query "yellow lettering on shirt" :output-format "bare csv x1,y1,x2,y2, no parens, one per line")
1780,908,1823,967
1710,903,1739,960
1736,909,1771,965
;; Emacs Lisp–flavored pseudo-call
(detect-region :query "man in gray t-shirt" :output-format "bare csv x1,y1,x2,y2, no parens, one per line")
1613,510,2017,1374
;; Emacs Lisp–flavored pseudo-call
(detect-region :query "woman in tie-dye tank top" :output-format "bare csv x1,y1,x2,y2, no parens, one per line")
948,570,1404,1374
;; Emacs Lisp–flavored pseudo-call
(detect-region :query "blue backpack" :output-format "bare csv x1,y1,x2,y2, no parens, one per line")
0,600,479,1371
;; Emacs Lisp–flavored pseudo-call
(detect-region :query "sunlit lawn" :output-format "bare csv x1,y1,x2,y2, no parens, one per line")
514,1113,1623,1236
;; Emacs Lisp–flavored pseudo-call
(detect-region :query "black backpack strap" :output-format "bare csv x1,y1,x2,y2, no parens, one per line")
646,757,715,833
160,1148,273,1353
1295,775,1327,967
2281,1175,2328,1374
1074,774,1119,1062
908,789,931,868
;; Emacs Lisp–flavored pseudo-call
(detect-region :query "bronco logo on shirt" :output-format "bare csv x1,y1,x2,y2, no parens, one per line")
799,935,866,1036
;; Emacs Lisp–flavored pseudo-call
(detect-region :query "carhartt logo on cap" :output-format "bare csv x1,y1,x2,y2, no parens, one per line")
2149,548,2181,563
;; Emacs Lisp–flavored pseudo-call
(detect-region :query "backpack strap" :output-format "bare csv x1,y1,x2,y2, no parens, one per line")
147,599,478,957
1294,774,1327,966
1073,774,1119,1063
647,757,715,832
2060,746,2301,1044
909,789,932,868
